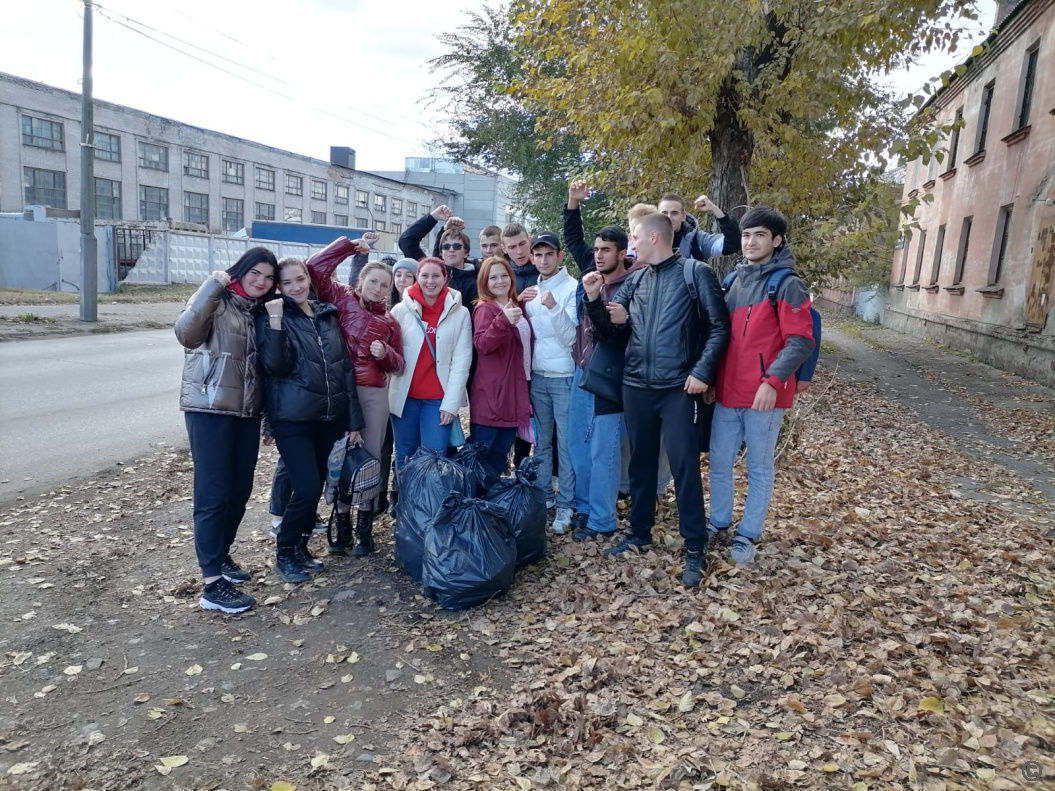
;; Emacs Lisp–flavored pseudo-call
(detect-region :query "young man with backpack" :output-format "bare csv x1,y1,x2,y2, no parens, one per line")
709,207,816,565
585,212,730,588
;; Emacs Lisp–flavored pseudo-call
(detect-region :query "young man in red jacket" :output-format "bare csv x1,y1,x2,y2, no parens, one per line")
709,207,815,565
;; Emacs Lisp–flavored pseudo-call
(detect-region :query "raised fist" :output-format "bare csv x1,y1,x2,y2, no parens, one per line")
540,290,556,310
362,231,380,245
210,270,232,287
264,298,284,317
431,205,453,222
693,195,725,218
582,271,603,300
445,216,466,231
568,180,589,206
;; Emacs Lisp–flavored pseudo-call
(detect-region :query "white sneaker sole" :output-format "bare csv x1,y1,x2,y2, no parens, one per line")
199,596,253,614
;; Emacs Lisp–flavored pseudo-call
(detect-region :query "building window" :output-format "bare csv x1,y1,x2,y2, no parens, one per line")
989,205,1013,285
1015,44,1040,131
255,202,275,221
94,178,121,220
926,156,938,183
184,192,209,225
311,210,327,224
947,110,962,170
928,224,946,286
138,142,169,171
407,201,417,216
975,82,994,153
335,185,349,205
355,216,369,229
285,207,303,223
952,217,972,285
392,198,403,215
374,219,386,232
897,231,911,284
21,116,64,150
392,222,402,235
355,190,368,208
94,132,121,162
334,214,348,227
255,166,275,191
23,167,67,208
139,186,169,221
373,194,387,212
222,198,244,232
285,174,303,196
222,160,244,185
311,180,327,201
183,151,209,179
911,229,928,285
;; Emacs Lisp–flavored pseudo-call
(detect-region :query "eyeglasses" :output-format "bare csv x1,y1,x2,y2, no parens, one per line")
441,243,465,251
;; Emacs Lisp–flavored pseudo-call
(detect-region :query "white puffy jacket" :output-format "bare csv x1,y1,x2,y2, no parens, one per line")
524,267,579,378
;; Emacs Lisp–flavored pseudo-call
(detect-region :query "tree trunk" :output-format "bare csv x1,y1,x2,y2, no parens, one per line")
707,58,755,279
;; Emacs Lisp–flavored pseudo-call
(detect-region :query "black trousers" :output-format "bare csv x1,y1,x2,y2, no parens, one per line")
622,385,707,552
269,457,291,517
269,419,344,548
381,419,395,494
185,412,261,577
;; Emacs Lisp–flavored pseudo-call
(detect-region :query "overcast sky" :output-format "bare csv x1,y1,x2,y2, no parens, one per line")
0,0,997,172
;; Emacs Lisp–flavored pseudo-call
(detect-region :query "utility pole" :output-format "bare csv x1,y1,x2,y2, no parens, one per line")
79,0,98,322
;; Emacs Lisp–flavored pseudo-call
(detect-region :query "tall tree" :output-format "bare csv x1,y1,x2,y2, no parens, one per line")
428,4,615,235
511,0,981,280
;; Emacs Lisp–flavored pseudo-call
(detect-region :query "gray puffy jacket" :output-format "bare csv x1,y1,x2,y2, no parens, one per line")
175,278,263,418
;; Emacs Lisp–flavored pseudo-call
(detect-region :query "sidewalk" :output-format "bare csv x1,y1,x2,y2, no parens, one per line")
824,316,1055,523
0,301,184,341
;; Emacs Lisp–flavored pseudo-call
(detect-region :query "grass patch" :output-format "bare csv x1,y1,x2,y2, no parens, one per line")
5,313,58,324
820,339,838,355
840,318,886,350
0,289,77,306
0,283,198,306
925,338,979,362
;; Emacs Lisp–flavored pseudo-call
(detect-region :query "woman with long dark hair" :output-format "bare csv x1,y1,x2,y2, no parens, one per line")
470,256,533,472
175,247,278,614
258,258,364,584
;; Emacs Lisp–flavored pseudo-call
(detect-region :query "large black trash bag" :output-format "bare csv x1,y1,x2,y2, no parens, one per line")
394,447,473,583
454,441,500,495
484,457,547,568
421,492,516,611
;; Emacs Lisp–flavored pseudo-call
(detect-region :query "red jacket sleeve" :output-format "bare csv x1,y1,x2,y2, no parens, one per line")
306,237,357,306
377,319,405,375
473,303,516,355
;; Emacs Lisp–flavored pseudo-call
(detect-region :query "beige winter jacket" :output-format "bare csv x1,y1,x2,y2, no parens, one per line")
175,278,264,418
388,288,472,418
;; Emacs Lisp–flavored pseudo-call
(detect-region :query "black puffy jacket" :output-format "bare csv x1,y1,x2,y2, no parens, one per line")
587,253,731,389
256,296,365,430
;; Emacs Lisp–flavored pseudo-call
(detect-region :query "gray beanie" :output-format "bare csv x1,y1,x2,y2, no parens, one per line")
392,258,418,276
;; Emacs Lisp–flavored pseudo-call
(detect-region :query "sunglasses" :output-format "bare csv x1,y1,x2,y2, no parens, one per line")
441,243,465,251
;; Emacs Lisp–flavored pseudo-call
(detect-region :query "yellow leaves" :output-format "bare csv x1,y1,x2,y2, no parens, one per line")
625,713,644,727
233,723,248,733
333,733,356,744
271,783,297,791
185,664,203,676
820,763,840,773
646,727,664,744
677,691,695,712
718,608,740,623
123,666,138,675
414,674,435,684
427,644,443,652
824,694,848,708
324,716,336,724
63,665,82,675
159,755,188,767
775,732,797,741
918,696,945,715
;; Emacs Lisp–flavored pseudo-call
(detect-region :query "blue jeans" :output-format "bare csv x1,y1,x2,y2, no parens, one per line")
391,398,451,473
469,424,517,474
569,367,623,532
708,403,786,541
530,375,574,509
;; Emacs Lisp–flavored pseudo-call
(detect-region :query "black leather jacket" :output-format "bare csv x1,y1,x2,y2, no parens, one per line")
256,296,364,430
587,253,730,389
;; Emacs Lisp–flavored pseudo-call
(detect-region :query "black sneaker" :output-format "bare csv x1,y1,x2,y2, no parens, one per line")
572,526,613,543
221,557,251,585
604,536,652,557
571,513,590,531
682,550,705,588
200,578,255,614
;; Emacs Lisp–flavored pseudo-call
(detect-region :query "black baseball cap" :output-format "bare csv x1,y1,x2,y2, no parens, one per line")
530,231,562,251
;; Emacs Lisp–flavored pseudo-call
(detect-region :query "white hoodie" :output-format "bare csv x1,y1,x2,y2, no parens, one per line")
524,267,579,378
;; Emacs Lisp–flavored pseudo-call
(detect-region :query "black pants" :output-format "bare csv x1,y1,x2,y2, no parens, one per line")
269,419,344,548
623,385,707,552
380,419,395,494
185,412,261,577
269,456,291,517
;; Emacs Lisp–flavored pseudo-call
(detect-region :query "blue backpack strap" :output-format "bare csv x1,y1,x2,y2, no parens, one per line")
720,270,737,293
764,268,796,310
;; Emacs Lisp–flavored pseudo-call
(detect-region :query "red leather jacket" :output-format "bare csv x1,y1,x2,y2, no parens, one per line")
305,238,404,388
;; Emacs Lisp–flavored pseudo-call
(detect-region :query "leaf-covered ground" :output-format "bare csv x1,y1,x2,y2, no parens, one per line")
0,333,1053,790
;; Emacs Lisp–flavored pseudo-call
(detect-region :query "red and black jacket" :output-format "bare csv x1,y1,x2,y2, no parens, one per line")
715,246,814,410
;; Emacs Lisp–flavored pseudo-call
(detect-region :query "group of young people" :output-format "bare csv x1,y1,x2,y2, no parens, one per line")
175,185,815,614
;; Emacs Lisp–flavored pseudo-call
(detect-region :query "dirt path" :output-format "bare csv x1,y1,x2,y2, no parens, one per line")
0,321,1053,790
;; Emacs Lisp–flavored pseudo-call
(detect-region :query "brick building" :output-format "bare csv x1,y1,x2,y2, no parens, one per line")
888,0,1055,383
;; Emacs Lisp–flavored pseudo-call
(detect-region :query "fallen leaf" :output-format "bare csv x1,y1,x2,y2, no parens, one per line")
246,653,268,661
271,783,296,791
626,713,644,727
133,693,150,704
123,666,138,675
324,716,336,724
333,734,356,744
677,691,695,712
341,674,353,683
918,696,945,715
414,674,434,684
6,762,39,775
233,724,248,733
159,755,189,768
52,623,82,634
185,664,203,676
346,652,360,664
63,665,82,675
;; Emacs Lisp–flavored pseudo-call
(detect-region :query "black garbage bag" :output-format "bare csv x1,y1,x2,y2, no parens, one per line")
454,441,501,495
484,457,547,567
421,492,516,611
394,447,473,583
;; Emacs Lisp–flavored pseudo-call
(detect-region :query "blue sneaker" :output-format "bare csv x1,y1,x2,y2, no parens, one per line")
729,536,757,565
604,536,651,557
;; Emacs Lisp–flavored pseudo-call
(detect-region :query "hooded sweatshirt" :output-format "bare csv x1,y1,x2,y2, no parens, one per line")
407,283,448,400
715,245,815,410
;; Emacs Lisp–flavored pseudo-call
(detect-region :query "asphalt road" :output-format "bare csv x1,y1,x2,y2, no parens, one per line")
0,329,187,499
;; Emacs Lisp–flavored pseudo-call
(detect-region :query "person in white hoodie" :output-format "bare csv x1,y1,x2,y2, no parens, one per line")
521,231,579,533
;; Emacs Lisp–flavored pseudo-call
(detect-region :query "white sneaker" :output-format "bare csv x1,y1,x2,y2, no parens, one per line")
552,507,573,535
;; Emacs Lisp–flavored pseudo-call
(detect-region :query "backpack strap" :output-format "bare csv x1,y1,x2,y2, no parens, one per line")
682,259,699,303
720,270,738,293
765,268,797,312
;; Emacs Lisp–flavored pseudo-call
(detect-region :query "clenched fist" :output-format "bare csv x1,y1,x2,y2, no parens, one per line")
210,270,232,287
264,298,284,317
370,340,385,358
582,271,603,300
431,205,453,222
540,290,556,309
